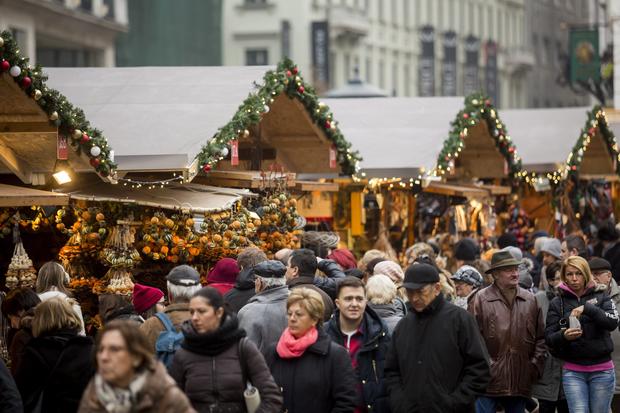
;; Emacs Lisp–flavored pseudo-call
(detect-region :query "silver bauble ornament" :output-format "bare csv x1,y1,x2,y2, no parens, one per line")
90,146,101,157
9,65,21,77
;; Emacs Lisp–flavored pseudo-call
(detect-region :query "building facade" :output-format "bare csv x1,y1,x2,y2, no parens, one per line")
223,0,537,108
0,0,128,67
115,0,222,66
525,0,591,108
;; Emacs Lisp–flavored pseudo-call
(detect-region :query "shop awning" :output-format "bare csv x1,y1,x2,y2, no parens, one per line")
0,184,69,207
60,182,250,213
423,182,491,198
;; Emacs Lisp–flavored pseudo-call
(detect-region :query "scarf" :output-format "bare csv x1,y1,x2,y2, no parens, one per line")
276,326,318,359
94,371,147,413
181,313,246,356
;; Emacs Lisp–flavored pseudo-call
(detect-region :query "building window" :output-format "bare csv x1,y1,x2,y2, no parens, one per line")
37,47,101,67
391,0,398,25
246,49,269,65
244,0,267,4
365,57,372,83
379,61,385,88
392,62,398,96
79,0,93,13
378,0,384,22
10,27,27,48
344,53,351,81
404,64,410,96
102,0,115,19
404,0,409,29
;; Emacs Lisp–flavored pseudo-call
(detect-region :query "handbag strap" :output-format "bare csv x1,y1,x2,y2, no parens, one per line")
238,337,250,387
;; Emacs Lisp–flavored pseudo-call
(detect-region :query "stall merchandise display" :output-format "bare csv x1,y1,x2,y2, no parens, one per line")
5,241,37,289
200,204,258,260
251,191,302,256
101,225,139,295
139,212,203,264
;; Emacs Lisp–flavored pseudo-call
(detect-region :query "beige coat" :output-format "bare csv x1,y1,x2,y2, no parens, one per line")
139,303,190,353
78,361,195,413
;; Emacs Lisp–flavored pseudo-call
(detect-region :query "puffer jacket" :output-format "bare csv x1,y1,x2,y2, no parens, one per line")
545,282,619,366
78,361,195,413
266,329,357,413
326,306,391,412
369,302,404,334
170,316,282,413
469,283,547,398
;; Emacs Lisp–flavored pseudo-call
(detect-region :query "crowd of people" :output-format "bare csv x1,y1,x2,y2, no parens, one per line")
1,223,620,413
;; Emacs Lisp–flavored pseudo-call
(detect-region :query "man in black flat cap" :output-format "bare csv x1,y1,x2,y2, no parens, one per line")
469,250,546,413
384,263,490,412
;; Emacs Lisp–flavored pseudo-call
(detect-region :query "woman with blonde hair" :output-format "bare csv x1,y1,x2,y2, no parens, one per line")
366,274,404,333
546,256,619,413
15,298,95,412
36,261,86,335
267,287,357,413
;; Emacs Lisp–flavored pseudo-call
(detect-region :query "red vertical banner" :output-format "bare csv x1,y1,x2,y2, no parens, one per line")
57,135,68,160
231,140,239,166
329,145,337,169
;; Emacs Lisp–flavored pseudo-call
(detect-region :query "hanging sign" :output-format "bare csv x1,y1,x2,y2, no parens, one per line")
57,135,68,160
231,140,239,166
329,145,337,169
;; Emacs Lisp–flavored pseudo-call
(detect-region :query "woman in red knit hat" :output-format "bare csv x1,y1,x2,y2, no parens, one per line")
132,284,165,320
206,258,240,295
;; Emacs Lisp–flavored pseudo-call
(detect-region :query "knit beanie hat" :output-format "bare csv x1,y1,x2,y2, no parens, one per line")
328,249,358,270
454,238,478,261
373,260,405,284
451,265,483,287
207,258,240,284
541,238,562,259
497,233,519,249
132,283,164,314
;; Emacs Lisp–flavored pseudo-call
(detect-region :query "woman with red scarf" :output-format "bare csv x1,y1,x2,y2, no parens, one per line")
266,287,357,413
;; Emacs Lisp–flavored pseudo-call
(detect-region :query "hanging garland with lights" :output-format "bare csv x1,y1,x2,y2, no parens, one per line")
434,93,523,182
196,58,362,176
0,31,116,178
565,106,620,178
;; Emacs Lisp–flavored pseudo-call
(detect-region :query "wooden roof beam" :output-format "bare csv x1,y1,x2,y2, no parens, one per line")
0,140,33,184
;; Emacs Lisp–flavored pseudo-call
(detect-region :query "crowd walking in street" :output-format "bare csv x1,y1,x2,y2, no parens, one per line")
4,226,620,413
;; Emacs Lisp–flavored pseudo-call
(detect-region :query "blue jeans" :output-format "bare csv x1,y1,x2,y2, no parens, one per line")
475,396,526,413
562,368,615,413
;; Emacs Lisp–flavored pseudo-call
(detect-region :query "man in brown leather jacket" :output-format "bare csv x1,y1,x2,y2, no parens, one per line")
469,250,546,413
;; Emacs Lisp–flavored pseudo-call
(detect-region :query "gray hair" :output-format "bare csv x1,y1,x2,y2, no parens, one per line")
257,276,287,290
167,282,202,303
366,274,397,305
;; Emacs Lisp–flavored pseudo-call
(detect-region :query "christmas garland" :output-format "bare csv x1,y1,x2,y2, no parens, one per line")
565,106,620,178
196,58,362,176
435,93,522,182
0,31,116,178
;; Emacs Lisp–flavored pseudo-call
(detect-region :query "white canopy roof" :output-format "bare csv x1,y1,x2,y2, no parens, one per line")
44,66,272,173
323,97,464,177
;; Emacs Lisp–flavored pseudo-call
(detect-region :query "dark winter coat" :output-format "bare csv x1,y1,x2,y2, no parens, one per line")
170,315,282,413
103,304,144,325
385,294,490,413
325,306,391,412
266,329,357,413
545,282,619,366
8,311,34,375
0,359,22,413
224,267,257,314
603,242,620,283
369,302,404,334
315,259,347,300
14,329,95,413
287,276,334,321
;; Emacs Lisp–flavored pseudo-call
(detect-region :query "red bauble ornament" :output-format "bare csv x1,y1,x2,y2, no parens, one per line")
459,132,465,139
20,76,31,89
81,133,90,143
325,120,331,129
0,60,9,72
485,99,491,106
588,127,597,135
508,147,515,153
286,70,292,77
90,158,101,167
571,165,577,171
292,67,298,75
203,164,212,173
298,86,305,94
463,113,469,119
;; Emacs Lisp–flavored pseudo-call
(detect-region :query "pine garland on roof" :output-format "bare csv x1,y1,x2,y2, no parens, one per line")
0,31,116,178
435,93,523,182
196,58,362,176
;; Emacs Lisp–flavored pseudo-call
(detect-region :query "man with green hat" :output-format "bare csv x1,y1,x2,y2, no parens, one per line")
469,250,546,413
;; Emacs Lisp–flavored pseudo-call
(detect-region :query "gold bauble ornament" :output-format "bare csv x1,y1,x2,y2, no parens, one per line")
243,129,250,138
33,89,42,100
73,129,82,139
49,111,58,121
0,37,4,48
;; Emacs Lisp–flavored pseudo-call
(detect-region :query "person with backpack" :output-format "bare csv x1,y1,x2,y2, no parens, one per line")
170,287,282,413
140,265,202,364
